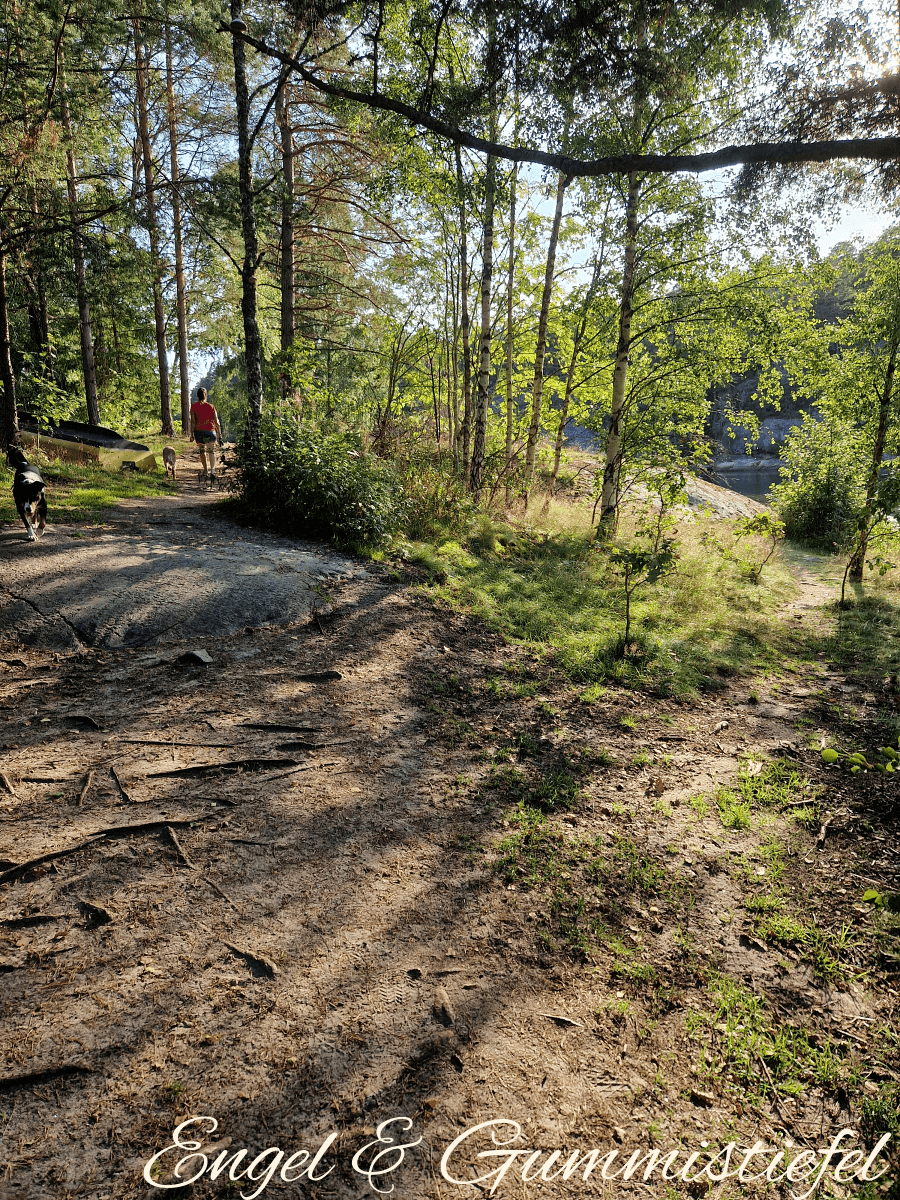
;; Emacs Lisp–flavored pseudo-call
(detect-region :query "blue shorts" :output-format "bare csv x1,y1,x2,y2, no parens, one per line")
195,430,217,445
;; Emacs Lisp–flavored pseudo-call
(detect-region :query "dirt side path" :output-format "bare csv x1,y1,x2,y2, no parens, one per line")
0,491,897,1198
0,447,365,650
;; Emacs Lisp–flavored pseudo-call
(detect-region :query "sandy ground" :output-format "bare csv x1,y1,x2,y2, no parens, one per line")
0,467,366,650
0,465,898,1200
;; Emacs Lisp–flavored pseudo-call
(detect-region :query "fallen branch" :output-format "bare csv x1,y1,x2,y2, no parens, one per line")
0,771,18,799
122,616,185,648
275,739,359,752
76,768,95,807
109,766,135,804
0,813,226,887
224,942,279,977
816,816,832,849
539,1012,582,1028
147,758,300,779
242,722,331,733
119,739,234,748
205,877,241,912
165,825,195,868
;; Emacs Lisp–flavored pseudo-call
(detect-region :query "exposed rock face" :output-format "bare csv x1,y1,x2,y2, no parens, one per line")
706,368,819,458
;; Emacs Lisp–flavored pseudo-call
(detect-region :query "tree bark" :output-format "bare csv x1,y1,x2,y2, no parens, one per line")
599,172,641,529
231,0,264,442
455,145,472,478
446,254,460,471
133,14,175,436
24,188,54,383
59,57,100,427
0,243,19,448
276,83,295,361
849,325,899,581
524,168,569,490
470,141,496,496
504,156,517,506
221,40,900,181
164,9,191,432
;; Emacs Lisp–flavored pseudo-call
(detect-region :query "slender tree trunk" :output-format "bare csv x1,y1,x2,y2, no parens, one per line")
455,145,472,478
25,189,54,381
60,58,100,426
429,349,440,441
230,1,264,442
0,243,18,448
546,339,582,507
504,156,517,507
599,172,641,529
849,327,899,581
108,301,125,410
164,9,190,431
546,258,602,504
16,36,54,386
276,83,295,362
470,141,496,496
133,14,174,436
524,169,569,491
446,256,459,470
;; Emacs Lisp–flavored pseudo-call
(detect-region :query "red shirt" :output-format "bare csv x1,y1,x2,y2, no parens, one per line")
191,400,217,432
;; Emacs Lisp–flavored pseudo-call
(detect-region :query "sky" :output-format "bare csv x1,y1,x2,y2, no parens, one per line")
816,201,896,255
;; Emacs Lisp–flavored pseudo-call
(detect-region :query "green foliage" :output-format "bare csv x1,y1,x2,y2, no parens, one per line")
729,512,786,582
228,410,403,549
688,975,855,1100
395,449,476,543
772,415,865,550
605,537,678,652
821,735,899,776
714,784,753,829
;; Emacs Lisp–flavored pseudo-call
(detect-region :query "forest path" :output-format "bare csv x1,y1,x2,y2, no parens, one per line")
0,443,367,650
0,504,896,1198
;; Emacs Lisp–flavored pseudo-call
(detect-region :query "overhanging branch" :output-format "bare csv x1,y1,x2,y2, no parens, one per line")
230,27,900,178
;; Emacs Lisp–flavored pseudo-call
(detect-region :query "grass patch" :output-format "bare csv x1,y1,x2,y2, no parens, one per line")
493,786,691,963
708,759,812,832
424,505,800,696
0,455,176,524
687,975,858,1101
743,890,858,983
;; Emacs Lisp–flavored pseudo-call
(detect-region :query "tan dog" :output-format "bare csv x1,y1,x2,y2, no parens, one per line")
162,446,177,478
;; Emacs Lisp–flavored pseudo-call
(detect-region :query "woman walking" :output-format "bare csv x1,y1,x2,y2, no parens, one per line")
189,387,223,481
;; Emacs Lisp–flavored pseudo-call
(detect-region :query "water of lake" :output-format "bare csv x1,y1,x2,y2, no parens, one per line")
713,460,785,506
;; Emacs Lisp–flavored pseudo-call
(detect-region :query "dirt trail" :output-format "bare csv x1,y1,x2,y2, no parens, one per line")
0,449,366,650
0,481,897,1199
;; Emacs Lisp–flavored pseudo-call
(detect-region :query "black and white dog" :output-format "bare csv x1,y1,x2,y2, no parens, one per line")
7,445,47,542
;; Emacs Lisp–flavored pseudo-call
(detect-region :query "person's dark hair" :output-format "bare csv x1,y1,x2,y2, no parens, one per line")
197,387,207,402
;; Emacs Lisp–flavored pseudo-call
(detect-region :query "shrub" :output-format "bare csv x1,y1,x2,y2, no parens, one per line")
394,446,475,542
228,413,403,549
771,415,864,550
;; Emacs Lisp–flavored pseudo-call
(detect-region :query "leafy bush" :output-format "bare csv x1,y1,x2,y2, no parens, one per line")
771,415,864,550
394,446,475,542
228,412,403,549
